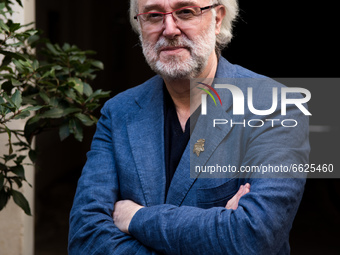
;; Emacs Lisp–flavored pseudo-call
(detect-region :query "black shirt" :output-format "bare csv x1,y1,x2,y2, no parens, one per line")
163,85,200,198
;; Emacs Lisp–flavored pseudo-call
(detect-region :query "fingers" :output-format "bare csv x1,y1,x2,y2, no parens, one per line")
225,183,251,210
225,197,237,210
235,183,250,198
236,184,245,197
225,186,242,210
242,183,250,196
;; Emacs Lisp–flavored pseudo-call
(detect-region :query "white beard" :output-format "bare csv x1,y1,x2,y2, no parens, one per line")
140,20,217,80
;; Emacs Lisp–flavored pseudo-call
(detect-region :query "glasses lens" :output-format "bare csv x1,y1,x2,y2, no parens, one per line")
138,6,203,32
174,7,201,20
139,12,164,32
173,7,202,28
140,12,164,23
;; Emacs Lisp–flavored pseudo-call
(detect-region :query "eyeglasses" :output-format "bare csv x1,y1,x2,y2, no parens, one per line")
134,4,219,32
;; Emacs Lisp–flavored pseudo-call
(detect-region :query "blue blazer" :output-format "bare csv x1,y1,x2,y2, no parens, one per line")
69,57,309,254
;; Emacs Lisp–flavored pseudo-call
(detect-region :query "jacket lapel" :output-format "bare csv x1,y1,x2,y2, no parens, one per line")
127,76,166,206
165,92,234,205
166,58,237,206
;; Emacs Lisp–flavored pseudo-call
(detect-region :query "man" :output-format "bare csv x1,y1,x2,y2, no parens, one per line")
68,0,309,254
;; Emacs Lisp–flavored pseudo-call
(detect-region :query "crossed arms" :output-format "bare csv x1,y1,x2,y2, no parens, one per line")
69,162,305,255
113,183,251,234
68,94,309,254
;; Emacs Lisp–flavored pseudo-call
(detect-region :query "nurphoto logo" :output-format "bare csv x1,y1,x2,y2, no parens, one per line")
198,82,311,129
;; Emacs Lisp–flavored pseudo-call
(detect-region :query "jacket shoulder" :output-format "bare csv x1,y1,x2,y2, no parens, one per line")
217,57,267,79
101,75,162,117
234,64,267,79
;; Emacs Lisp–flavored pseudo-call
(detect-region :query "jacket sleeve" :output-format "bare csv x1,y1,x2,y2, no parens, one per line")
128,101,310,255
68,104,158,255
129,178,306,255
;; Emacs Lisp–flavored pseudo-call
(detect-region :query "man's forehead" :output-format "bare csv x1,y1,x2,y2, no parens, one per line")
138,0,210,11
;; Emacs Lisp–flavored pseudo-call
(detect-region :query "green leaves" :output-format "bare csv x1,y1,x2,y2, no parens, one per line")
15,0,23,8
0,50,26,61
0,173,4,190
68,118,83,142
10,165,25,178
59,122,70,141
91,60,104,70
0,19,10,32
11,78,22,86
0,0,110,215
38,108,64,118
68,77,84,95
75,113,95,126
57,113,95,142
0,151,31,215
46,43,60,56
11,89,22,109
11,190,31,216
0,188,9,211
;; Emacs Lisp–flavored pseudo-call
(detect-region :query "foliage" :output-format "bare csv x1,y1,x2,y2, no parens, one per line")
0,0,110,215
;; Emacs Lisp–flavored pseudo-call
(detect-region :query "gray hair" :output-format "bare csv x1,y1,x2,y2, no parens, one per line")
129,0,239,57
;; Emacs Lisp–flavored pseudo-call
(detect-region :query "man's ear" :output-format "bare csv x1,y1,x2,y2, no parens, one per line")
215,5,226,35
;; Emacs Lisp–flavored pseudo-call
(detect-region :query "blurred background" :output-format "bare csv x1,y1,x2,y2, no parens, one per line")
34,1,339,254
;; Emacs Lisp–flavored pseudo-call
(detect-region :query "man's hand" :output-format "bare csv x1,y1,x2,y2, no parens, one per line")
113,200,144,234
225,183,250,210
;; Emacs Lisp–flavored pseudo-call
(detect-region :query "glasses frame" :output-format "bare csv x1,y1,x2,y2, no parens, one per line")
134,4,220,24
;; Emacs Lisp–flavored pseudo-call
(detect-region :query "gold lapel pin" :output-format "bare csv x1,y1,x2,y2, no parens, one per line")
193,139,205,157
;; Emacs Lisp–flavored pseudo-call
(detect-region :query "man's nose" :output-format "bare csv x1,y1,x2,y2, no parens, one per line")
162,14,181,39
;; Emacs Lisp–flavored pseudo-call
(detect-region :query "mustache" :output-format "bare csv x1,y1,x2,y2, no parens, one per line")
155,36,194,53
